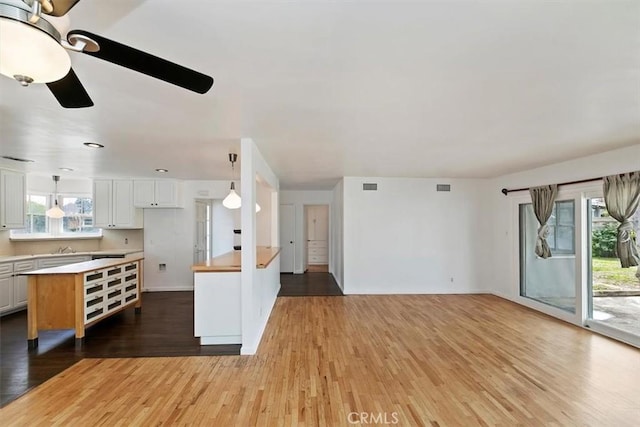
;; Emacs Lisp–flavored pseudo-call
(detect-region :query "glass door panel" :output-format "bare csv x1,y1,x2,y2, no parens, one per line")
588,198,640,336
519,201,576,313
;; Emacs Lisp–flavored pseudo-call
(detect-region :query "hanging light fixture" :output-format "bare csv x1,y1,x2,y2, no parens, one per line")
222,152,262,212
45,175,65,218
223,153,241,209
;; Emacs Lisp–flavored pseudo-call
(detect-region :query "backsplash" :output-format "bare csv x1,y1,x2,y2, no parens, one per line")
0,229,144,256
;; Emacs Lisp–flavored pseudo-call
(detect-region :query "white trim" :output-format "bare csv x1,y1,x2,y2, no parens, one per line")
142,286,193,292
585,320,640,348
9,234,103,241
201,335,241,345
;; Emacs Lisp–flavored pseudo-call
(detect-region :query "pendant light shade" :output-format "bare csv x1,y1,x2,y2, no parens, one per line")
45,175,65,218
223,182,241,209
222,152,261,213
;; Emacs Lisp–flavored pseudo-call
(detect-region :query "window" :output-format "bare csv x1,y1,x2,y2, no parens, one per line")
26,194,48,234
61,196,97,234
547,200,575,255
10,193,101,239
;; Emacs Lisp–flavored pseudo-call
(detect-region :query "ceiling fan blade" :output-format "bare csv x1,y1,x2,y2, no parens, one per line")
48,0,81,17
67,30,214,94
46,68,94,108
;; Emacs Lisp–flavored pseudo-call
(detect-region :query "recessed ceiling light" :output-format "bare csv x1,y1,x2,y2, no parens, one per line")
1,155,34,162
155,168,169,173
59,168,74,172
84,142,104,148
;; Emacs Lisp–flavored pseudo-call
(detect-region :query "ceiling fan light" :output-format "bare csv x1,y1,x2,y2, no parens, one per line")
0,16,70,83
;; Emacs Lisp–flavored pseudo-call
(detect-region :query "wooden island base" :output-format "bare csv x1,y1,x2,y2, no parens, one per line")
24,256,144,348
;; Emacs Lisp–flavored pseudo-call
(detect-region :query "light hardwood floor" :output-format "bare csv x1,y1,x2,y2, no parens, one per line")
2,295,639,426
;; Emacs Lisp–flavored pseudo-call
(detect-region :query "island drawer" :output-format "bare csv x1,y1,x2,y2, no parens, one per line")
84,281,106,297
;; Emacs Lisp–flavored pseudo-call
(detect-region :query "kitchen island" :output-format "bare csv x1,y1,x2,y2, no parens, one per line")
23,256,144,348
192,246,280,345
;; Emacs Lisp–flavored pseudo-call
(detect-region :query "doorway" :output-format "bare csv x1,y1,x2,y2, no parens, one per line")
280,204,295,273
304,205,329,273
194,199,212,264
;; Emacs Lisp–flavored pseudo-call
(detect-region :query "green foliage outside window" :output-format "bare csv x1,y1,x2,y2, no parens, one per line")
592,223,618,258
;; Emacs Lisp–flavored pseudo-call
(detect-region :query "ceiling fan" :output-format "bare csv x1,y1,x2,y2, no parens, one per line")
0,0,214,108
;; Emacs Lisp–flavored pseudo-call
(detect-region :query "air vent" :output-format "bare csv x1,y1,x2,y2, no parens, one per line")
363,183,378,191
436,184,451,192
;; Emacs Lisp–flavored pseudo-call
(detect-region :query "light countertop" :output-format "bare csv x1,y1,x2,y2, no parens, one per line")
0,249,144,263
192,246,281,272
22,255,145,275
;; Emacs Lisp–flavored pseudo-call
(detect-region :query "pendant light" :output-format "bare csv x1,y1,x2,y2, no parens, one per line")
223,153,241,209
45,175,65,219
221,153,262,212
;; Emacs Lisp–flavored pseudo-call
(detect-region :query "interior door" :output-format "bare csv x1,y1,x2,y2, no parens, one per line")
194,200,211,264
280,204,295,273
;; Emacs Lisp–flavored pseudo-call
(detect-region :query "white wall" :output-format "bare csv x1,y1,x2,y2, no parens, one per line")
279,191,333,274
240,138,280,355
330,180,344,290
212,199,235,257
343,177,485,294
486,143,640,301
143,180,232,291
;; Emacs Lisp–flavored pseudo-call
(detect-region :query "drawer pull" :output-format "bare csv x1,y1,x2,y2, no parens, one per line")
86,284,103,295
125,294,137,303
125,284,137,292
107,267,122,276
108,290,122,299
125,264,137,272
86,272,103,282
108,278,122,288
86,296,103,307
108,301,122,310
87,308,103,320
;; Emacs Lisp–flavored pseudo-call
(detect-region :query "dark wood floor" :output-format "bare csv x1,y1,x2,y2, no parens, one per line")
0,291,239,407
279,272,344,296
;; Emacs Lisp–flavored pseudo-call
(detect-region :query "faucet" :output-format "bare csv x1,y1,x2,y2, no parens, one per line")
56,246,74,254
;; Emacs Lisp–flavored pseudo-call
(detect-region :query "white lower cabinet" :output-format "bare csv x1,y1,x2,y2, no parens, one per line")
0,275,13,313
13,260,35,308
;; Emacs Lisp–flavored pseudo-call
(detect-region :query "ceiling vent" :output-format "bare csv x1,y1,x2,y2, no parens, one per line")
363,183,377,191
436,184,451,192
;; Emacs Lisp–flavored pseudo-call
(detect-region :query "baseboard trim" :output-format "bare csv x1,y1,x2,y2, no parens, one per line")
143,287,193,292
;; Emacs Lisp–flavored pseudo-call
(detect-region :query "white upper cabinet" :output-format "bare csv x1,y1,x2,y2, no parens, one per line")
133,180,183,208
93,180,143,229
0,169,26,230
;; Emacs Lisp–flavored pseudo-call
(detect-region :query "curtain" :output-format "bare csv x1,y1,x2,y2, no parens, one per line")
529,184,558,259
603,172,640,269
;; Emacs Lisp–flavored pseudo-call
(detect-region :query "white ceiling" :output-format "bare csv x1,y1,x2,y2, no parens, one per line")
1,0,639,189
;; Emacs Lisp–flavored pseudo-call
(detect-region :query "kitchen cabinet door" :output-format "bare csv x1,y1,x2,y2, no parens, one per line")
133,180,182,208
93,180,142,229
133,180,156,207
0,276,13,313
93,180,113,228
0,169,26,229
13,275,28,308
154,181,180,207
112,180,141,227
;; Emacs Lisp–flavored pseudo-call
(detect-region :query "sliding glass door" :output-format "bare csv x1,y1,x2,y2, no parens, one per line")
519,200,576,313
587,197,640,337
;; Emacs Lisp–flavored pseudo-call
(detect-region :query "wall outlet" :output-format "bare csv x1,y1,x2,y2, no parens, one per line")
124,238,128,245
159,263,166,271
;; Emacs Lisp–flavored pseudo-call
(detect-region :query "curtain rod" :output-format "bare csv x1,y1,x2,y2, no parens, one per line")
501,177,603,195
